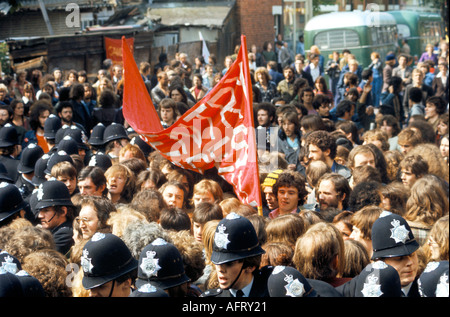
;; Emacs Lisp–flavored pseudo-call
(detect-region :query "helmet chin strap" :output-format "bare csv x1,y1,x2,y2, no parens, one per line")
225,261,245,291
108,280,115,298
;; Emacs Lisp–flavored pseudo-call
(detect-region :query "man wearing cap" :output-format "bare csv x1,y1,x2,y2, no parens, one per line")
269,170,308,219
15,144,44,200
81,232,138,297
35,179,76,255
261,169,282,217
370,211,421,297
201,213,271,297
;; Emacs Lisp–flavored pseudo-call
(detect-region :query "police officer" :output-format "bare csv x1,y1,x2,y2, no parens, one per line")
31,153,51,187
87,152,112,172
88,123,106,154
34,179,75,255
63,126,90,162
336,261,402,297
16,144,44,200
43,114,62,153
0,123,20,182
103,123,129,159
0,182,30,227
268,265,318,297
135,238,190,297
370,210,421,297
43,150,74,177
56,136,79,156
418,261,449,297
0,161,13,183
201,212,270,297
81,232,138,297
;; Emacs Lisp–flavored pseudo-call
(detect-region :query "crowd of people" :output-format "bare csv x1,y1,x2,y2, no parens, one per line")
0,33,449,299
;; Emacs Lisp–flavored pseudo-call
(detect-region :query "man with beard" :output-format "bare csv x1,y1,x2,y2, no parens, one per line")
55,101,85,132
316,172,351,212
306,130,352,181
255,102,277,152
277,66,296,101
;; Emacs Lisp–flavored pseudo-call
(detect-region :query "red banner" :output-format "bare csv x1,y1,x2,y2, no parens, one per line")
105,37,134,65
122,35,263,213
122,37,163,133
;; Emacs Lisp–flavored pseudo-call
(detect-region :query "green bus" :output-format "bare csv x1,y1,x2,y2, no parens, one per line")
304,10,399,68
388,10,445,59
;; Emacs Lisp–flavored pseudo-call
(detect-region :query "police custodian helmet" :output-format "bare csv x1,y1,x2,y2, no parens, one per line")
135,238,190,290
81,232,138,290
371,211,419,260
0,182,29,223
210,212,265,265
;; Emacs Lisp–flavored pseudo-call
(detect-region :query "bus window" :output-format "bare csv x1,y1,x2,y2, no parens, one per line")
371,28,378,44
397,24,411,39
314,29,360,49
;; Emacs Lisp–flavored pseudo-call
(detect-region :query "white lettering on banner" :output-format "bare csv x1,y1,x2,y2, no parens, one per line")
183,103,208,122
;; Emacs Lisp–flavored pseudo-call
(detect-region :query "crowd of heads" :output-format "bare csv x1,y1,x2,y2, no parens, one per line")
0,35,448,298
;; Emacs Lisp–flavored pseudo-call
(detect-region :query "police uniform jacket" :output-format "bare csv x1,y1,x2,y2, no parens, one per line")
0,155,19,182
52,220,74,256
15,174,35,200
201,266,273,298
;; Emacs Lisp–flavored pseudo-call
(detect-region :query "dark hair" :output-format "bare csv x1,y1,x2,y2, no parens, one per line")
408,87,423,104
159,208,191,231
69,83,85,100
388,76,403,93
78,166,107,193
361,69,373,81
317,173,352,210
192,202,223,224
380,114,401,137
306,130,337,159
273,171,309,206
300,114,325,133
256,102,276,123
425,96,447,115
293,78,309,96
312,94,331,110
348,181,382,212
29,101,52,131
335,100,355,118
99,89,117,109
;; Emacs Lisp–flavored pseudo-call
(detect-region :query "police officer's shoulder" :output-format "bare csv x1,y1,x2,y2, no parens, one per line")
200,288,224,297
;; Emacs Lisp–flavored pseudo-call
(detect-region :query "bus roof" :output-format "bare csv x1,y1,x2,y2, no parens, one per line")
305,10,397,31
388,10,443,23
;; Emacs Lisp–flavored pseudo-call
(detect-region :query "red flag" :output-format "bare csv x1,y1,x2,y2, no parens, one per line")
121,37,163,133
122,35,262,213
